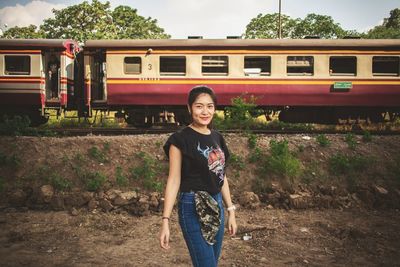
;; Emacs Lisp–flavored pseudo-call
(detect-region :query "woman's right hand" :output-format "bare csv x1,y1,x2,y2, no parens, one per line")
159,220,170,250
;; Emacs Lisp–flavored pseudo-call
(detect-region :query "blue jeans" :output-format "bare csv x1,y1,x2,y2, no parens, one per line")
178,191,225,267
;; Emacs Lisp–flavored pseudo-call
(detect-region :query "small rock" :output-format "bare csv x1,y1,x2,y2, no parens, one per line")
99,199,113,212
374,185,388,195
39,185,54,203
87,199,98,211
302,136,311,140
70,207,79,216
113,196,129,206
266,204,274,209
238,192,260,209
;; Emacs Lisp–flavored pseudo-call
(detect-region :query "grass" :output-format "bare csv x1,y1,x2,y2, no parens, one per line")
345,133,357,150
328,153,370,176
316,134,330,147
115,166,128,187
88,146,109,163
0,151,21,169
50,173,72,191
84,171,107,191
247,133,257,149
130,152,165,192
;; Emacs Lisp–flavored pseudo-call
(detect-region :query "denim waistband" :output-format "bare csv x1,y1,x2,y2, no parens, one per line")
179,191,222,202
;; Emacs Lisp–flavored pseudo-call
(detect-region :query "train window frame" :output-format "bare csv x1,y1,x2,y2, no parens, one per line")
244,56,271,76
286,56,314,76
4,55,31,75
329,56,357,76
372,56,400,76
160,56,186,76
202,55,229,76
124,57,141,74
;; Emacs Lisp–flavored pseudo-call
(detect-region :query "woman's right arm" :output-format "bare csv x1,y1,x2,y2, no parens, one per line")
159,144,182,250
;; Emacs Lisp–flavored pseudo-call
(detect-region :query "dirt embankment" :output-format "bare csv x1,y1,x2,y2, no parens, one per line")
0,134,400,266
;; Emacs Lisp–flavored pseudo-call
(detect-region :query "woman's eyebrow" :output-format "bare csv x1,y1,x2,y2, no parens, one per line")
194,102,214,105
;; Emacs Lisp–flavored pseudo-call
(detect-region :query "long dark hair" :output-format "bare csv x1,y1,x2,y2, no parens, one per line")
187,85,217,128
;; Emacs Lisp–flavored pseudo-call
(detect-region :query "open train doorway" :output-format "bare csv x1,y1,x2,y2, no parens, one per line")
91,51,107,103
44,52,61,100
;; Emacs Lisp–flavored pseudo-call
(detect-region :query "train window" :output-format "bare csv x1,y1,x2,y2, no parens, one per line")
329,56,357,76
372,56,399,76
244,57,271,76
160,56,186,76
124,57,141,74
202,56,228,76
5,55,30,75
287,56,313,76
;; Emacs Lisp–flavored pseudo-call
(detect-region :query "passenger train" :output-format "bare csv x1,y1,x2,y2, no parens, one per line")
0,38,399,126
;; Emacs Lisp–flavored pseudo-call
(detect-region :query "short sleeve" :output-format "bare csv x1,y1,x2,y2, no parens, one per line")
219,134,230,163
163,131,186,159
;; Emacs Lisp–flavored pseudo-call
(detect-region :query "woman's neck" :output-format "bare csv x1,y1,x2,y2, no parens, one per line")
189,123,210,134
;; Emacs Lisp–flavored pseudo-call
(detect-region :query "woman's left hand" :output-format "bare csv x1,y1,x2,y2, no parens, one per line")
227,212,237,236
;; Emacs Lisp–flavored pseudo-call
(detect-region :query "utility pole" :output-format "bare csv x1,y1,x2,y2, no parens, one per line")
278,0,282,39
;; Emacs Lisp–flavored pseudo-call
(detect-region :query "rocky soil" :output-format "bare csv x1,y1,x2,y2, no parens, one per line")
0,133,399,266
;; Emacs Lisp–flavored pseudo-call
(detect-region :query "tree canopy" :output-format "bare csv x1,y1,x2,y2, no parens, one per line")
363,8,400,39
2,0,170,41
244,13,356,39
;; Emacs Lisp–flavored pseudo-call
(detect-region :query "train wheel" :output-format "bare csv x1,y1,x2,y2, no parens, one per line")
125,111,153,128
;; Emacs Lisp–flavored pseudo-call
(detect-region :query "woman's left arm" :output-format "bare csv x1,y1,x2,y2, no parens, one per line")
221,175,237,236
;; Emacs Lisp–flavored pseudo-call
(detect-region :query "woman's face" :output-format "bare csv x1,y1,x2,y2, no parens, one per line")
189,93,215,127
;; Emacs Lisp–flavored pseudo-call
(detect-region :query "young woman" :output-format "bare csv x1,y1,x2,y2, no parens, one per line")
159,85,237,267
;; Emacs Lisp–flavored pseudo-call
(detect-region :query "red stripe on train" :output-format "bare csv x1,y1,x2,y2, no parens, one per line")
106,83,400,107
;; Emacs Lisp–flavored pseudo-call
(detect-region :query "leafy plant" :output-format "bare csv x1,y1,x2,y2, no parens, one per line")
362,130,372,142
0,151,21,168
84,171,107,191
130,152,164,192
88,146,108,163
328,153,370,175
248,147,263,163
230,153,245,170
316,134,330,147
51,173,72,191
345,133,357,150
266,140,302,180
115,166,128,187
247,133,257,149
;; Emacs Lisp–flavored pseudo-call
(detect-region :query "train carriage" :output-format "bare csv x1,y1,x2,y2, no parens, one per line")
84,38,400,126
0,39,80,125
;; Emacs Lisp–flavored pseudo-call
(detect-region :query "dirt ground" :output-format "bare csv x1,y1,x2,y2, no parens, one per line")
0,208,399,267
0,133,400,266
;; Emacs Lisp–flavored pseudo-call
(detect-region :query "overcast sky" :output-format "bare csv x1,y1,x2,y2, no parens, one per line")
0,0,399,38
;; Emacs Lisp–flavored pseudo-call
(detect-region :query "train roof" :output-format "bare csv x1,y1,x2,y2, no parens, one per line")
84,39,400,50
0,39,79,49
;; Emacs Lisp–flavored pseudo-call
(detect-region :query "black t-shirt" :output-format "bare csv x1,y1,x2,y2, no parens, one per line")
163,127,230,195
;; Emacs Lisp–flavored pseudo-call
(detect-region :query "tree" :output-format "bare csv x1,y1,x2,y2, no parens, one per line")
112,6,170,39
3,0,170,41
244,13,354,39
244,13,299,39
2,25,44,39
364,8,400,39
292,14,350,39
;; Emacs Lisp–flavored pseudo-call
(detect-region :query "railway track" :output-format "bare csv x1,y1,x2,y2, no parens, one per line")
47,126,400,136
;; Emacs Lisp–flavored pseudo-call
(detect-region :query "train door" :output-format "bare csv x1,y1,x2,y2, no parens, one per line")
91,51,107,103
44,52,61,100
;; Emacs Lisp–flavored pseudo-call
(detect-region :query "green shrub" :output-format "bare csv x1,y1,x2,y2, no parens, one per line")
51,174,72,191
345,133,357,150
84,171,107,191
362,130,372,142
247,133,257,149
328,153,370,175
248,147,263,163
115,166,128,187
230,153,245,170
265,140,302,180
130,152,164,192
316,134,330,147
88,146,108,163
0,152,21,168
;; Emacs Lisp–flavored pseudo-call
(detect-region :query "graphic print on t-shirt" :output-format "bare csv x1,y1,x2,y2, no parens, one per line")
197,142,225,184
